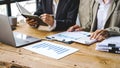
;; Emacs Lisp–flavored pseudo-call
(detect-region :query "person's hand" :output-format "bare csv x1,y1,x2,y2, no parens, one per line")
90,29,109,41
67,25,84,32
26,18,38,27
40,14,54,26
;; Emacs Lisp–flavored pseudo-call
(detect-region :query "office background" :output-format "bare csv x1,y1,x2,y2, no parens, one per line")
0,0,39,16
0,0,39,22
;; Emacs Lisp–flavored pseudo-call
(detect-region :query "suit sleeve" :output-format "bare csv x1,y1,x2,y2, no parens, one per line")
34,0,43,16
105,27,120,37
54,0,80,31
105,1,120,37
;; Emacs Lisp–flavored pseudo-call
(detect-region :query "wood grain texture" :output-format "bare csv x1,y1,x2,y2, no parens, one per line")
0,23,120,68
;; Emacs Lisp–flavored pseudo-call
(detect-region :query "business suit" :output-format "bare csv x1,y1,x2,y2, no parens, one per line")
34,0,79,31
78,0,92,28
84,0,120,36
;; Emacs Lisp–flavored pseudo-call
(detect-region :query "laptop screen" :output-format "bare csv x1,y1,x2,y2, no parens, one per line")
0,14,40,47
0,14,16,46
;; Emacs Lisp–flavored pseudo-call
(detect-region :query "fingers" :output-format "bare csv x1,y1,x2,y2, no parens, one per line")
90,30,102,39
90,30,109,41
67,26,75,32
67,25,82,32
97,35,106,41
26,18,37,26
40,13,53,18
75,27,84,31
40,14,54,26
41,16,49,23
73,25,80,28
40,13,53,21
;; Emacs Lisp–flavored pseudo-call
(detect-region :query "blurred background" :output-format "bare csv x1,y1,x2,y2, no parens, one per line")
0,0,38,22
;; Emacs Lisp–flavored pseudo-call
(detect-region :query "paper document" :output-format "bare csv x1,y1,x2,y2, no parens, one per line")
96,36,120,54
96,36,120,47
46,31,96,45
23,41,78,59
96,45,120,53
16,2,31,15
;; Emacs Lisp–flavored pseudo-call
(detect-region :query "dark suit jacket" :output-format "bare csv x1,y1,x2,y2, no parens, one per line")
34,0,79,31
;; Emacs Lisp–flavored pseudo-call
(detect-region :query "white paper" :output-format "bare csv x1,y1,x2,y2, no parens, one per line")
95,45,120,53
23,41,78,59
46,31,96,45
16,2,31,15
96,36,120,48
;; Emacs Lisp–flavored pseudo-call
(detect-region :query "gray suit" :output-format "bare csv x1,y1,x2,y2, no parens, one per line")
84,0,120,37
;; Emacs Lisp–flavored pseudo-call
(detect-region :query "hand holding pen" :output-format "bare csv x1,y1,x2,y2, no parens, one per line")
40,13,54,27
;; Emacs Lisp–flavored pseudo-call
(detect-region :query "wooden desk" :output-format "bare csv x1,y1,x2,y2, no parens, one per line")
0,23,120,68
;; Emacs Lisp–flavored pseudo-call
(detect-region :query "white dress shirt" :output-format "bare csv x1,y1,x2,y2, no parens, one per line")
97,0,112,29
38,0,59,31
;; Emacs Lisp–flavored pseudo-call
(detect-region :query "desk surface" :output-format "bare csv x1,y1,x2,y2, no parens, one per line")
0,23,120,68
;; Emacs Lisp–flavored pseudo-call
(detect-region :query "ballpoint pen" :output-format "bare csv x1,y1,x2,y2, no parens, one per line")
46,37,73,44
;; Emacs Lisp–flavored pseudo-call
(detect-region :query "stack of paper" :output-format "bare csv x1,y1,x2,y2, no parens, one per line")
46,31,96,45
96,36,120,54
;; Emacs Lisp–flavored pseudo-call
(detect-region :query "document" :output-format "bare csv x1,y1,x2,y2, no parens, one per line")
23,41,79,59
96,36,120,53
96,36,120,47
46,31,96,45
96,46,120,53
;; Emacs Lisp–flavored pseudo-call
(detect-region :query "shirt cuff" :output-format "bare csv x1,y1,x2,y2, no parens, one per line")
48,20,56,31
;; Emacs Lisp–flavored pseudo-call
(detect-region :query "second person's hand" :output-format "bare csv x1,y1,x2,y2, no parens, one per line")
40,13,54,27
67,25,84,32
90,29,109,41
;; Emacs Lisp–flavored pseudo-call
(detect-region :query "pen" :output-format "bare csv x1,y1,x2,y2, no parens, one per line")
46,37,73,44
87,35,91,37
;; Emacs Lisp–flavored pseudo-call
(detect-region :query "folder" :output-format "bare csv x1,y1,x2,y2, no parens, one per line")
16,2,47,26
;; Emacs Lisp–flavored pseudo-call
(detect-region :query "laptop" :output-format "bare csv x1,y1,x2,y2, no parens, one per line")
0,14,41,47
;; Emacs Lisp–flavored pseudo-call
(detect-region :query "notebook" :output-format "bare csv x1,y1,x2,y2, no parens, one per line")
46,31,97,45
16,2,47,26
23,41,79,59
0,14,41,47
